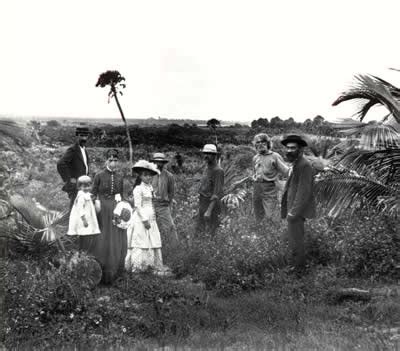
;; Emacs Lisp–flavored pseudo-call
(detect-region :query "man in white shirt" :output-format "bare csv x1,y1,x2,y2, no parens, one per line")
57,127,91,208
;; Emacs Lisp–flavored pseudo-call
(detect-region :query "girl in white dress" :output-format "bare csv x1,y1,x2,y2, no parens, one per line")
126,160,164,272
67,175,100,253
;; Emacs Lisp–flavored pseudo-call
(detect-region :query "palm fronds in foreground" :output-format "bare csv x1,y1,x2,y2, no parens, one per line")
332,74,400,123
4,195,71,257
336,148,400,184
315,171,397,217
324,71,400,218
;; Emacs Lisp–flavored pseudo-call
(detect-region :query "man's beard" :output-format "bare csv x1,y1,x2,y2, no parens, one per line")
286,152,298,162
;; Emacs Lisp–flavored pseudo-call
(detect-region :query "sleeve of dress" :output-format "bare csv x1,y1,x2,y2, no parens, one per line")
133,186,148,221
92,173,100,198
211,168,224,201
76,194,86,218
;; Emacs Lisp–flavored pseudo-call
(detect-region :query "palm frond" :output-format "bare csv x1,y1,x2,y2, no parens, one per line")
0,119,33,150
1,220,59,259
332,74,400,123
336,149,400,184
7,194,70,255
330,118,399,150
326,139,359,159
377,194,400,217
9,194,46,229
315,172,396,217
358,123,399,150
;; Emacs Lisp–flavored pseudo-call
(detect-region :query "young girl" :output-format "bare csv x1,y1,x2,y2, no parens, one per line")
67,175,100,253
125,160,164,272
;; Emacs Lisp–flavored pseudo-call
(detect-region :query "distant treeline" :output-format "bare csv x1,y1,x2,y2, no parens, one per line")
34,115,339,147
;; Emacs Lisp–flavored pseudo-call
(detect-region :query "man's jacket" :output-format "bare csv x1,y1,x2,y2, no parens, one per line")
281,155,316,219
57,143,89,193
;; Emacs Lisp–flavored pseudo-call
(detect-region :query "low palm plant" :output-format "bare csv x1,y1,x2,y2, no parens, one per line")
4,195,70,257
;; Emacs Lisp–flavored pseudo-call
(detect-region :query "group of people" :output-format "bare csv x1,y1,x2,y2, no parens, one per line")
57,126,315,284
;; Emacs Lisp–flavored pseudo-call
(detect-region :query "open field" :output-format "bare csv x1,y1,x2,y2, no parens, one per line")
1,121,400,350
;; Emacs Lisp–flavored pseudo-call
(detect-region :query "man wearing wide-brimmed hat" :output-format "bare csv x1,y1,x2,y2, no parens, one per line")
150,152,179,253
57,127,91,208
196,144,225,236
281,134,316,272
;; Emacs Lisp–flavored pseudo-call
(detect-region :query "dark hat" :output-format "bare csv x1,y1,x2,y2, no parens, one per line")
150,152,169,163
106,149,119,159
281,134,308,147
75,127,90,136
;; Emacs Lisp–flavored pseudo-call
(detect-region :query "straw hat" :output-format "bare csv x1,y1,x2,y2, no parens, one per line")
113,201,133,230
150,152,169,163
201,144,218,154
132,160,160,175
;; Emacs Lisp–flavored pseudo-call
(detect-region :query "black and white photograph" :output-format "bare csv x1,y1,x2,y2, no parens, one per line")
1,0,400,349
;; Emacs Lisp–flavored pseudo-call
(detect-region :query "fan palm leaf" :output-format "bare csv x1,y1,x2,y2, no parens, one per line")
7,195,70,255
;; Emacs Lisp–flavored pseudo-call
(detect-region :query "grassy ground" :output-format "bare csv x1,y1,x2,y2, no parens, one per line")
2,144,400,350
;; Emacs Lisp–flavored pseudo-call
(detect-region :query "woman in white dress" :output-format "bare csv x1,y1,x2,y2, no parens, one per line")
126,160,164,272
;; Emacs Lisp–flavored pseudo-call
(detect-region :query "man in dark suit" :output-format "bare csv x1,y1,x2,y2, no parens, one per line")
280,135,316,271
57,127,91,208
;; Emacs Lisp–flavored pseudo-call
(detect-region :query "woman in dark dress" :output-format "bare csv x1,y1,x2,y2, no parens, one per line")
91,149,127,284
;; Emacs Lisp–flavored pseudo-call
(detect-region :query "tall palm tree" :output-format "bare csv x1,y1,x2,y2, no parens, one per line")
96,70,133,164
315,73,400,217
207,118,221,144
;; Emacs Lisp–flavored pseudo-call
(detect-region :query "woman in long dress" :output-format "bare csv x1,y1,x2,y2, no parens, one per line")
91,149,127,284
125,160,164,272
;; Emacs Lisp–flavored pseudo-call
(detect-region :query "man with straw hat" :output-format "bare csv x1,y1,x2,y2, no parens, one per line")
57,127,91,208
281,134,316,273
196,144,225,236
150,152,179,253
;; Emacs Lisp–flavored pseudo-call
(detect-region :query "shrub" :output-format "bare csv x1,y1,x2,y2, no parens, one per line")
336,214,400,279
169,210,288,297
4,251,98,348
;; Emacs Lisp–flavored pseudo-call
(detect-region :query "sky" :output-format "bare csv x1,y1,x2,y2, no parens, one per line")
1,0,400,123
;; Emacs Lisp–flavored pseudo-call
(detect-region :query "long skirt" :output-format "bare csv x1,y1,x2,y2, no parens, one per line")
91,198,127,284
125,247,163,272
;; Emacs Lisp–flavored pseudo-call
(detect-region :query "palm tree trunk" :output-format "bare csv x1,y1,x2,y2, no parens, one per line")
113,89,133,165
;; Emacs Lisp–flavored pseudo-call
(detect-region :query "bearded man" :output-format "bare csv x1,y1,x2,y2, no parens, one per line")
281,134,316,272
